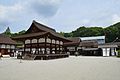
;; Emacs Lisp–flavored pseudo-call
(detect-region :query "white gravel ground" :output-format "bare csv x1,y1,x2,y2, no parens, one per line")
0,56,120,80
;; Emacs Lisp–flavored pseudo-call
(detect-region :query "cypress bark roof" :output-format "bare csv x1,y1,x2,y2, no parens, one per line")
64,37,81,46
79,40,98,48
13,20,71,42
25,20,56,34
0,34,16,44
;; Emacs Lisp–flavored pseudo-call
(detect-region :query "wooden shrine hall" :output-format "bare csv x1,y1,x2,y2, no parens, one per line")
13,20,72,60
0,34,16,56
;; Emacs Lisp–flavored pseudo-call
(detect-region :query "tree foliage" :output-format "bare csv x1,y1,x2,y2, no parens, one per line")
11,30,26,37
59,22,120,43
71,26,104,37
3,22,120,43
3,27,11,37
3,27,26,38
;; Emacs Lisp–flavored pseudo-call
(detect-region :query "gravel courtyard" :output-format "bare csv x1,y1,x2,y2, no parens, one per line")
0,56,120,80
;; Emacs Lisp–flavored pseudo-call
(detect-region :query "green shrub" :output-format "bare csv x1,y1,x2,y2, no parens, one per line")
117,50,120,57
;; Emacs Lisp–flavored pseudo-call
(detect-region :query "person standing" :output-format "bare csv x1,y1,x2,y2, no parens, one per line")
0,52,2,59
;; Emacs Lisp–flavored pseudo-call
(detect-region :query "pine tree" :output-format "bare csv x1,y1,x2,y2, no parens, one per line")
3,27,11,37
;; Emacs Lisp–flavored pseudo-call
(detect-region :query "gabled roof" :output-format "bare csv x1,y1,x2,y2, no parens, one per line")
13,32,48,40
64,37,81,46
13,20,72,42
50,32,72,42
67,37,81,42
79,40,98,48
98,42,120,48
111,42,120,47
0,34,16,45
25,20,56,34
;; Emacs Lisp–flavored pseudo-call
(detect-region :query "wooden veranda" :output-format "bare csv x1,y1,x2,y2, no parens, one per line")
13,20,72,60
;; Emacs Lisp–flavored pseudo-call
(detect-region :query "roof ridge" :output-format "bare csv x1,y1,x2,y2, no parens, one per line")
33,20,56,32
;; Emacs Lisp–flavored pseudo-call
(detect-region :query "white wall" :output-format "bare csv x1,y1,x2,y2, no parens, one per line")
102,47,117,56
102,48,110,56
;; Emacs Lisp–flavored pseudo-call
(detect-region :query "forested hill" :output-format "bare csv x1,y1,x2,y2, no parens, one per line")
60,22,120,42
2,22,120,43
104,22,120,42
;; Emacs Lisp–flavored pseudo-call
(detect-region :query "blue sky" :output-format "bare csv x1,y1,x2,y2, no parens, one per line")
0,0,120,33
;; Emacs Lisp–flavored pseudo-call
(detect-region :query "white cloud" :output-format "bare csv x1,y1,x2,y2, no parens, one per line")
112,14,120,24
0,0,61,31
0,3,24,27
28,0,61,17
0,4,24,31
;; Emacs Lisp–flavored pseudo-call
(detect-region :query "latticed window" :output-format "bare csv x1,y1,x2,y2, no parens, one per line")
1,44,5,48
32,39,37,43
56,40,59,44
25,39,30,44
52,39,55,44
60,41,63,45
6,45,10,49
47,38,51,43
39,38,45,43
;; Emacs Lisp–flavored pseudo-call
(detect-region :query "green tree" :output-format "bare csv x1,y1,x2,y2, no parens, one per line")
72,26,104,37
3,27,11,37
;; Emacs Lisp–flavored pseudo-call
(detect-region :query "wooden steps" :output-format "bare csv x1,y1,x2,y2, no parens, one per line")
23,54,69,60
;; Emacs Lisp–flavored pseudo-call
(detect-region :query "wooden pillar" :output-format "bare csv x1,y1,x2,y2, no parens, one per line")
50,39,52,54
24,41,25,55
30,39,32,54
55,40,57,54
62,42,64,54
37,39,39,54
45,37,47,54
59,41,60,54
